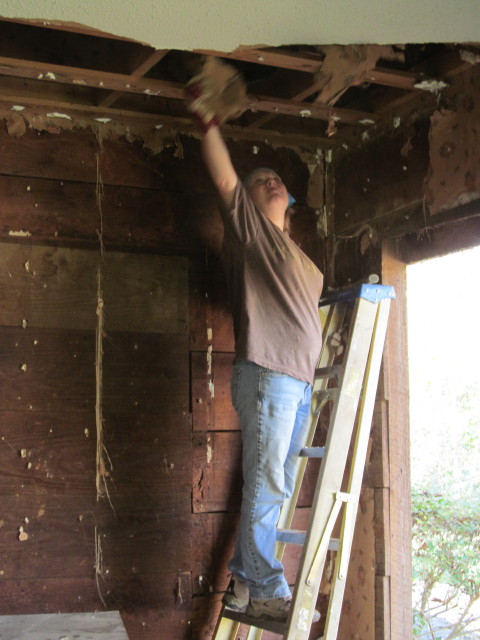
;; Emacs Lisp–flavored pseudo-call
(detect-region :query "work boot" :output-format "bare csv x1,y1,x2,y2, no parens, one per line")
222,578,249,612
247,596,292,621
247,596,321,623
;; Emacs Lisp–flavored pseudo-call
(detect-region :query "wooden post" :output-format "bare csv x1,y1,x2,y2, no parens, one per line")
381,239,412,640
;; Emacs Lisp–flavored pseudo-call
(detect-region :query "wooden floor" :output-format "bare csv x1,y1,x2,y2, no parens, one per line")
0,611,129,640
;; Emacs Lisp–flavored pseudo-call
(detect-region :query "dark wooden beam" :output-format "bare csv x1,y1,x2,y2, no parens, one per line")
0,56,185,100
99,49,171,108
250,94,379,125
0,96,341,148
195,46,324,73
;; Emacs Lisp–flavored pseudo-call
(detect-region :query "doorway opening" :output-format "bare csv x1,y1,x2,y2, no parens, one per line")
407,246,480,639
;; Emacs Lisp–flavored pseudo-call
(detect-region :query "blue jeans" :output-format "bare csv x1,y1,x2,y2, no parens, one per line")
228,360,312,599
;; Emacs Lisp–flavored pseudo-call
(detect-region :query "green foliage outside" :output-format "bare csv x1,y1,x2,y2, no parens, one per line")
412,489,480,639
408,249,480,640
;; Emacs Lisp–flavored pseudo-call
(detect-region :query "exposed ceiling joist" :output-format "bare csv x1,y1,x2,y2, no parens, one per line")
0,18,476,149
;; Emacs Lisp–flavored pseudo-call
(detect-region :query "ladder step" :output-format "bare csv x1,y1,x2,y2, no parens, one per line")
276,529,340,551
300,446,325,458
314,365,341,379
276,528,307,545
222,608,286,635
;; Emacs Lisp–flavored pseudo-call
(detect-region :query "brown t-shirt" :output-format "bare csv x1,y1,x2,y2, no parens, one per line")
221,182,323,385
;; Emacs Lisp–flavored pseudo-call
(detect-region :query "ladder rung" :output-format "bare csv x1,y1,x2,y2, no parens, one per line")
222,608,286,635
300,446,325,458
314,365,341,379
276,529,340,551
277,529,306,545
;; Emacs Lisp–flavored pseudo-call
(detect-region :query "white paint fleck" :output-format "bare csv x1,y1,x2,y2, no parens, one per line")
45,72,56,80
359,118,375,125
206,437,213,464
155,124,164,130
207,327,213,341
73,79,87,85
299,109,312,118
393,116,401,128
297,607,309,631
207,344,213,375
46,112,72,120
208,379,215,399
460,49,480,65
84,428,89,438
37,73,44,80
361,130,370,142
21,319,28,329
24,260,30,272
9,230,32,237
95,118,112,123
11,105,25,111
20,364,27,372
414,79,448,93
257,55,265,62
252,145,259,154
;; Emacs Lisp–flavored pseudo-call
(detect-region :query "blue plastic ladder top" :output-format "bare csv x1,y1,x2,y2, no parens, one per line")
319,283,396,308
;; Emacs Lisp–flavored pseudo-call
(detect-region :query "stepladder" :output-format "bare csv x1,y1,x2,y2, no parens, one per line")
212,282,395,640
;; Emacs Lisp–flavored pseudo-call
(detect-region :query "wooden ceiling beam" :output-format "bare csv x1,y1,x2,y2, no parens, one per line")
362,67,420,90
196,46,324,73
0,95,341,149
0,56,185,100
0,55,379,126
99,49,170,108
250,94,379,125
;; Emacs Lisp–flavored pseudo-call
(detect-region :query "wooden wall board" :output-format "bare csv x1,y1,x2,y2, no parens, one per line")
101,253,188,334
191,512,239,596
374,488,391,579
0,242,188,334
363,399,389,489
192,431,243,514
102,332,189,414
191,351,239,432
121,604,192,640
375,575,391,640
0,327,95,413
334,120,430,235
0,410,96,495
0,494,96,580
192,592,225,640
0,576,102,614
399,212,480,265
337,487,376,640
0,175,220,255
100,411,191,512
95,509,192,579
0,610,129,640
381,241,412,640
188,266,234,352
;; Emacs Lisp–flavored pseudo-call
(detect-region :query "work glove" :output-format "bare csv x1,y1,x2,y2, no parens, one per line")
185,57,249,133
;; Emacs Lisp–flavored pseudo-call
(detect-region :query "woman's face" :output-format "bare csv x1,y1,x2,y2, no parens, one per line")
246,169,289,212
